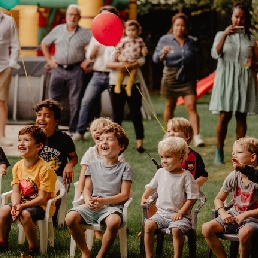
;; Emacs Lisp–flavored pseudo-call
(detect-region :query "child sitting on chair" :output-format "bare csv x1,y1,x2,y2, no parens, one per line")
0,147,10,175
65,123,133,258
202,137,258,258
114,20,147,97
166,117,208,188
0,125,57,256
141,136,199,258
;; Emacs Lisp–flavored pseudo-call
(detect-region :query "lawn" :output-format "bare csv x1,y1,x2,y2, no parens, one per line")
2,93,258,257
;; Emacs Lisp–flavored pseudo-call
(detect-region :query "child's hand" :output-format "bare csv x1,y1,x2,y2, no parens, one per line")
11,204,21,221
234,213,247,225
0,167,7,175
88,196,102,210
141,197,149,206
172,212,183,221
220,212,234,224
232,158,245,172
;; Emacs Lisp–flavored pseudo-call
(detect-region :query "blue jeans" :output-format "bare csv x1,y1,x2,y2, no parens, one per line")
49,65,84,132
76,72,110,135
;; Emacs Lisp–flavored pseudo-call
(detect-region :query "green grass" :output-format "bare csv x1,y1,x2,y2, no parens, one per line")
2,93,258,257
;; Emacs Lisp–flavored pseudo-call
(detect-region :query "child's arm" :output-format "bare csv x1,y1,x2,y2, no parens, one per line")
141,186,156,206
172,199,196,221
0,164,7,175
77,164,88,197
234,208,258,224
83,175,93,208
63,151,78,184
196,176,208,188
214,190,234,223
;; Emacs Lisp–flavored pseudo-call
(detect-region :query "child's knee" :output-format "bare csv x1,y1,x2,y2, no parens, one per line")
144,219,157,233
65,211,78,227
238,226,254,243
202,221,214,237
171,227,183,237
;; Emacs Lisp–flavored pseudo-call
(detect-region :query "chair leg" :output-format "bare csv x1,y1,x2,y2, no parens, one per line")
38,220,48,254
86,229,94,250
206,246,213,258
187,230,196,258
58,192,67,226
48,221,54,247
156,234,164,256
140,226,145,258
70,236,77,257
229,241,239,258
118,226,127,258
18,224,25,244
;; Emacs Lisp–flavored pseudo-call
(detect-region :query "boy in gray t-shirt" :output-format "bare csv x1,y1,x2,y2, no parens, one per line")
66,123,133,258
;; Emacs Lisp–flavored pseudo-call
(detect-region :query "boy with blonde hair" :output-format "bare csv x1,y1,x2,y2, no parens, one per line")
166,117,208,188
202,137,258,258
142,136,199,258
0,125,57,256
66,123,133,258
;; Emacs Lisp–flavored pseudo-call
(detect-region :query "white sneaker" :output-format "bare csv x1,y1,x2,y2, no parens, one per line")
0,137,13,147
193,135,205,147
84,131,91,139
72,133,83,141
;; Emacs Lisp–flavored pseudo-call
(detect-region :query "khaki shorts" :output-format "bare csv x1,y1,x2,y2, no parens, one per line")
0,67,12,101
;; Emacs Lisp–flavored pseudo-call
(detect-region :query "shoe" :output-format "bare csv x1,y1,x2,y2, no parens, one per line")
71,133,83,141
84,131,91,139
137,146,146,154
0,137,12,147
0,243,8,252
214,146,224,165
28,246,39,256
193,135,205,147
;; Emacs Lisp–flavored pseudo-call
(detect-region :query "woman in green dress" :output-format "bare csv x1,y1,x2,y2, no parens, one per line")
209,2,258,164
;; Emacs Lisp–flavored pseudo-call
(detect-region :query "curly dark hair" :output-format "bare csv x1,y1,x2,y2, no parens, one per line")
33,99,62,122
100,123,129,154
167,13,191,35
233,2,251,39
99,5,119,16
19,125,48,148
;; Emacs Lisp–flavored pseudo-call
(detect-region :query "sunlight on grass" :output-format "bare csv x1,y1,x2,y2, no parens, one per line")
2,93,258,257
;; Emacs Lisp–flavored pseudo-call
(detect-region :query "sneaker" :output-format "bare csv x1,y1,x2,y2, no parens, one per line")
28,246,39,256
193,135,205,147
72,133,83,141
0,243,8,252
0,137,12,147
137,146,146,154
84,131,91,139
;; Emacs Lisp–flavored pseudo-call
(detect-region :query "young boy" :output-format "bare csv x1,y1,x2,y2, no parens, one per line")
166,117,208,188
202,137,258,258
33,99,78,225
0,147,10,175
0,125,57,255
65,123,133,258
142,136,199,258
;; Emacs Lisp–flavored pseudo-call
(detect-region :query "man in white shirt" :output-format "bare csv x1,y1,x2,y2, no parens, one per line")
0,10,20,146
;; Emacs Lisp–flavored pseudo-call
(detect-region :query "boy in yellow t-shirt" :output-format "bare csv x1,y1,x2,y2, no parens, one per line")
0,125,57,256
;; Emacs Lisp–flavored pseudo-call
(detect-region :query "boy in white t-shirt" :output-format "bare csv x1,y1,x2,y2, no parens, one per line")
141,136,199,258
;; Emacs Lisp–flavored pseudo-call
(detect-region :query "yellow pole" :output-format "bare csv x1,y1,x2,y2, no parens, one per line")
129,0,137,20
78,0,102,28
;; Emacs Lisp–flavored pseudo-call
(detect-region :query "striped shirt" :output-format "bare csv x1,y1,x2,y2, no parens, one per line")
42,24,92,65
0,11,20,72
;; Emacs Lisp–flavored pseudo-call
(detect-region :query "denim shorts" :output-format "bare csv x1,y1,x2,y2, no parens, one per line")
147,213,192,235
215,216,258,235
70,204,123,226
8,204,45,222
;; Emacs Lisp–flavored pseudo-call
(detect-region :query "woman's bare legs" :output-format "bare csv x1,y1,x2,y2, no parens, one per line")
235,111,247,140
164,98,177,128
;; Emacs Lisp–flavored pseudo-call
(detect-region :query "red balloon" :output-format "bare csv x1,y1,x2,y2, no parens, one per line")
91,13,124,46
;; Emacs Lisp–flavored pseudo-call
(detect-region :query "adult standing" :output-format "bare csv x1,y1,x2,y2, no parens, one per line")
0,10,20,146
105,48,146,153
209,2,258,165
72,5,119,141
41,4,92,134
153,13,204,148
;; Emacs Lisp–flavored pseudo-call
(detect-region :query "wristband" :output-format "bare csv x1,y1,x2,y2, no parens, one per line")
217,206,224,213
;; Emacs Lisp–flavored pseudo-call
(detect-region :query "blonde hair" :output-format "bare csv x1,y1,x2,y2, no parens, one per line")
89,117,112,134
167,117,193,144
233,136,258,156
158,136,188,160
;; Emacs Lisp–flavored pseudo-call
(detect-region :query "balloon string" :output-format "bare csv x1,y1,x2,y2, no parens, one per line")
114,46,166,133
9,10,35,107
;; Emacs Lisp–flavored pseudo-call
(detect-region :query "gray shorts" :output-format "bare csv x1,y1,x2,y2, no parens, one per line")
215,216,258,235
147,213,192,234
70,204,123,226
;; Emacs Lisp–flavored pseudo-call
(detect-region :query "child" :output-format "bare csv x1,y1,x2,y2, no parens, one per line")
0,147,10,175
141,136,199,258
166,117,208,188
33,99,78,225
65,123,133,258
77,117,125,239
202,137,258,258
0,125,57,256
114,20,148,96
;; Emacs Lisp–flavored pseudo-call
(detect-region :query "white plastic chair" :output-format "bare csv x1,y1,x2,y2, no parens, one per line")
0,174,2,206
73,181,79,201
1,180,66,254
70,190,134,258
57,182,69,226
